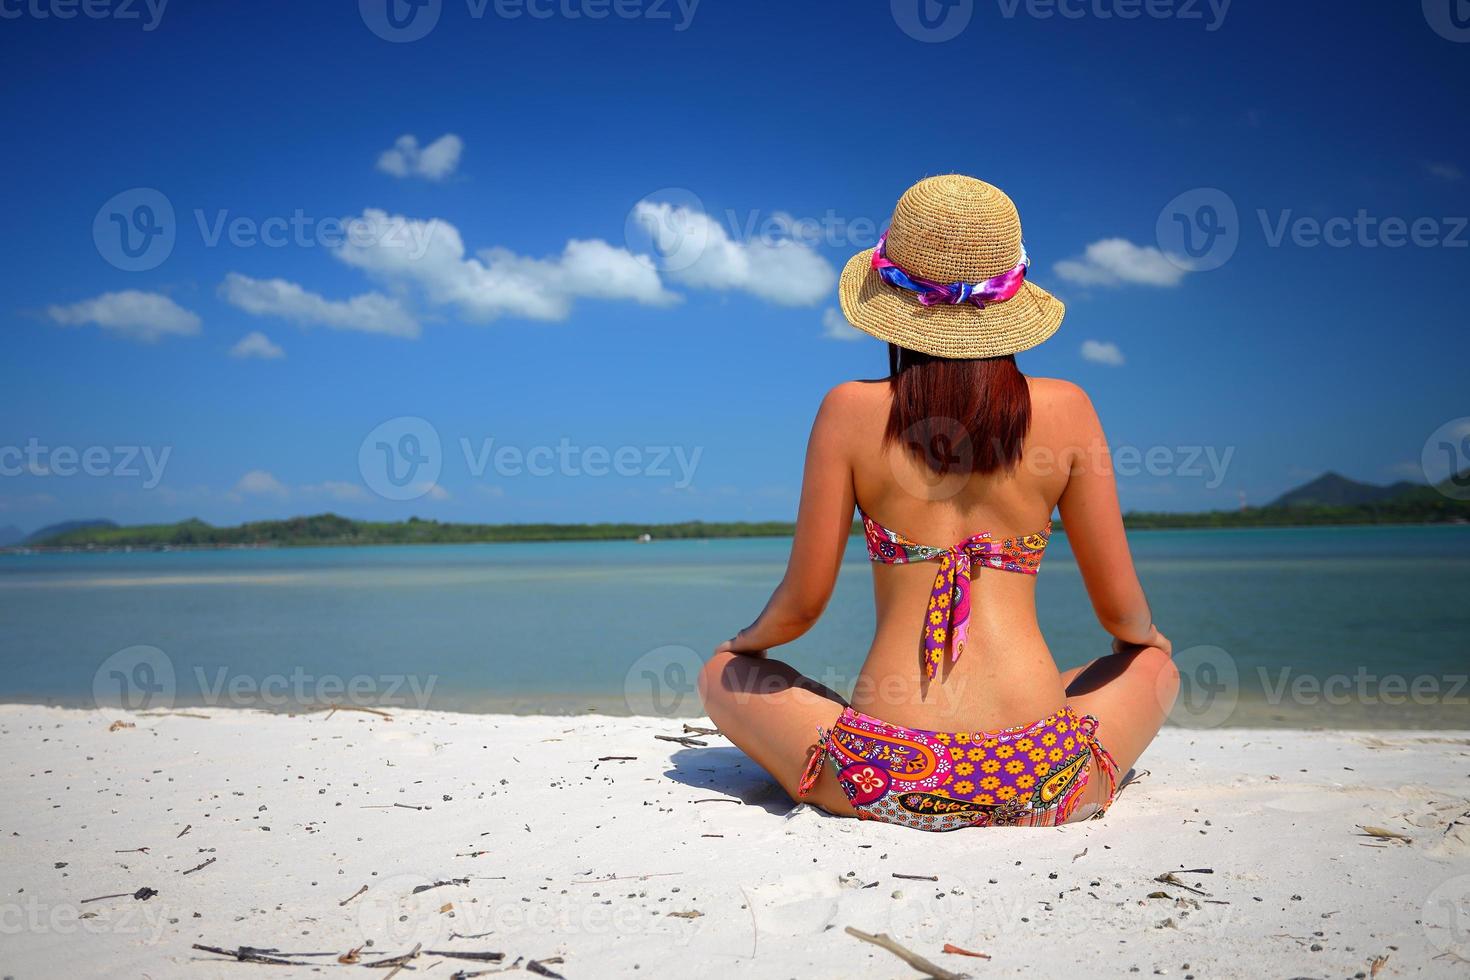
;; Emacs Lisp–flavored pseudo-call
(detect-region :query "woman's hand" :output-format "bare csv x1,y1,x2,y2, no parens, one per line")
714,632,767,658
1112,625,1171,657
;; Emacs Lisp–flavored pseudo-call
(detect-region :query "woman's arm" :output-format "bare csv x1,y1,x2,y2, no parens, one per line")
717,385,857,655
1054,384,1169,653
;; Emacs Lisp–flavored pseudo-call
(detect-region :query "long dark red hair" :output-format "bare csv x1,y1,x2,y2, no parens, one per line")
883,344,1031,476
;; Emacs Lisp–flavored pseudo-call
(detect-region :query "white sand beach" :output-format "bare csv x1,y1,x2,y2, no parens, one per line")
3,705,1468,979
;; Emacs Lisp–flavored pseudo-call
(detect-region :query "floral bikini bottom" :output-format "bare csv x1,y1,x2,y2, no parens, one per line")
797,705,1119,830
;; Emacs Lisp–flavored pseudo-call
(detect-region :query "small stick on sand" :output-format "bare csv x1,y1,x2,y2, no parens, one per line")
570,872,681,884
527,957,566,979
307,704,394,720
1154,872,1209,896
892,873,939,882
654,734,707,748
942,943,991,959
422,950,506,963
192,944,308,966
114,847,150,854
1357,825,1413,843
692,798,740,804
339,885,368,907
597,755,637,761
181,856,216,876
176,824,192,839
845,927,964,980
362,943,422,969
366,943,422,979
81,887,157,904
682,724,720,736
412,878,470,894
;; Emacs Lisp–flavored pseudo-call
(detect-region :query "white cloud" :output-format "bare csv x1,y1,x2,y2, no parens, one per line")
335,209,677,322
821,306,864,342
47,291,201,343
233,470,289,498
1427,161,1463,181
377,133,464,181
1080,339,1126,366
630,202,836,306
229,330,285,360
219,273,420,338
426,483,450,501
1054,239,1188,288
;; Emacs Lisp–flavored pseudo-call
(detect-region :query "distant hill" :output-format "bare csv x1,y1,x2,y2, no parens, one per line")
1271,472,1423,508
22,519,117,545
21,514,805,549
14,470,1470,551
0,525,23,547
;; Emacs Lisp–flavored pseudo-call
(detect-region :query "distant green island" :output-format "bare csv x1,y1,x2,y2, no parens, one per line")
8,471,1468,551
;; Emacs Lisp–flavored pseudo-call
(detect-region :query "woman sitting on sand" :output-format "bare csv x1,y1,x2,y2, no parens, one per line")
699,175,1180,829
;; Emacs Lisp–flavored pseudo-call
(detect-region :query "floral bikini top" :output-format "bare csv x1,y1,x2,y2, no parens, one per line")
861,509,1052,680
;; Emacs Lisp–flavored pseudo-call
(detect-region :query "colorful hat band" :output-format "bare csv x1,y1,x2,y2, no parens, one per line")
871,231,1030,308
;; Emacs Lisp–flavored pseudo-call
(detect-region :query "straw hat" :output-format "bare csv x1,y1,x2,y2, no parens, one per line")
838,174,1064,359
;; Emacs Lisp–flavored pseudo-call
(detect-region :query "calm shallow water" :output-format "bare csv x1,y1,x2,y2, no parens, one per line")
1,525,1467,727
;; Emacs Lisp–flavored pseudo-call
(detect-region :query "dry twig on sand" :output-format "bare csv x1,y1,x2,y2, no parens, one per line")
845,927,965,980
81,887,157,904
422,950,506,963
307,704,395,720
192,944,309,966
942,944,991,959
1358,825,1413,843
339,885,368,907
1154,871,1211,896
654,734,707,748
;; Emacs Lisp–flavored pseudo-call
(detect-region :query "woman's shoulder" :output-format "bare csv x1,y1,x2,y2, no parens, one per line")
817,378,889,415
1025,376,1103,444
1025,374,1093,408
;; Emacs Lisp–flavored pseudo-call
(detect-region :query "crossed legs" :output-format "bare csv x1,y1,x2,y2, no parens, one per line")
698,647,1179,823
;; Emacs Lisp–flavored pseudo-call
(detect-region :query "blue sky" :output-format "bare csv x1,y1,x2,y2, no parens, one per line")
2,0,1468,531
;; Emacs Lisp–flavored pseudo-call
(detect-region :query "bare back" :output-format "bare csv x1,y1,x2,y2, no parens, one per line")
835,375,1147,732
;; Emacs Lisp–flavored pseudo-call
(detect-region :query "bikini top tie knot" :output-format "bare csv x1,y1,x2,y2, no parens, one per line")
861,510,1051,679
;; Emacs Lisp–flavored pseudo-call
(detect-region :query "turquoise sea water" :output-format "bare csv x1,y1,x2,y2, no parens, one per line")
1,525,1467,727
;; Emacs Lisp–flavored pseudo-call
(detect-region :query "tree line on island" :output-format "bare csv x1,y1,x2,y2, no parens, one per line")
8,470,1468,550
